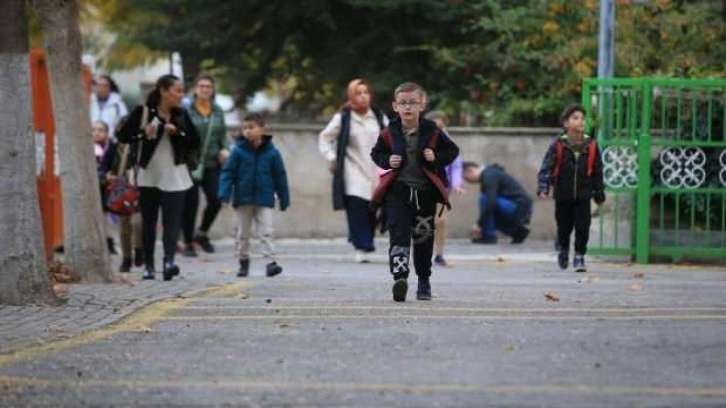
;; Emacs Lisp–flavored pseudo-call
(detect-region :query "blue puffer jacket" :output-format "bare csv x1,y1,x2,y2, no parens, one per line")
219,135,290,210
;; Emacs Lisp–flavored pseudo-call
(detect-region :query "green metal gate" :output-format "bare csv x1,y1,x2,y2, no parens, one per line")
582,78,726,263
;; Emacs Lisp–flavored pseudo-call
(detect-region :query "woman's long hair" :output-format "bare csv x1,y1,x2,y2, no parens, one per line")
146,74,180,108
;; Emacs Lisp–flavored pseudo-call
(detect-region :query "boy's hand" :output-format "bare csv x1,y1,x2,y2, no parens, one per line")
538,192,549,200
454,187,466,196
389,155,403,169
423,148,435,162
328,160,337,174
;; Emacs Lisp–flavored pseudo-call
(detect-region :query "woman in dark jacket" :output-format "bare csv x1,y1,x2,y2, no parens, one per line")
117,74,201,281
181,74,229,257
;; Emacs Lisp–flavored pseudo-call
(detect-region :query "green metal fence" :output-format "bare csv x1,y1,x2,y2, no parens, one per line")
582,78,726,263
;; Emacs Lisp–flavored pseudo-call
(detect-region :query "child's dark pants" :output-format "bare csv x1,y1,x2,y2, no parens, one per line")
555,198,591,255
384,182,437,281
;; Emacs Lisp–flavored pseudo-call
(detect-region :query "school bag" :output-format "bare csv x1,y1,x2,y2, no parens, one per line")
106,106,148,216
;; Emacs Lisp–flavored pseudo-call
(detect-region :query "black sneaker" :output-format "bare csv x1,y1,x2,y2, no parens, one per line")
416,279,432,301
194,235,215,254
163,259,179,281
133,248,144,267
472,236,498,245
119,257,132,273
558,251,569,270
573,254,587,273
392,278,408,302
266,262,283,277
511,227,530,244
182,244,198,258
238,259,250,277
433,255,448,267
107,237,119,255
142,268,155,280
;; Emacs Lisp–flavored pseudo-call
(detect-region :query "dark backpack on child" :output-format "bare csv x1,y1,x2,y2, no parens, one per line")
552,137,598,178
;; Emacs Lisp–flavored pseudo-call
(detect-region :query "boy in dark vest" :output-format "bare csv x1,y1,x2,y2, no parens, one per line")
371,82,459,302
537,104,605,272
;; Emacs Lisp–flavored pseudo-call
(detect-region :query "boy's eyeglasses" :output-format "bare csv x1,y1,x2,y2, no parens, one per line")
395,101,421,108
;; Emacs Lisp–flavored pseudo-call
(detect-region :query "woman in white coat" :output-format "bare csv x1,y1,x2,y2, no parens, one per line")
90,75,128,133
319,79,388,263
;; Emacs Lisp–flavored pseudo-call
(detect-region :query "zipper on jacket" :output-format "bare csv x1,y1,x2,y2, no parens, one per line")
573,150,579,199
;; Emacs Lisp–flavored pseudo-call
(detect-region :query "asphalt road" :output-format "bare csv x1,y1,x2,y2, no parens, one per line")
1,241,725,407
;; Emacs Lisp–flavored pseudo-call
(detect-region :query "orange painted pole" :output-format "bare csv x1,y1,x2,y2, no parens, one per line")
30,49,63,259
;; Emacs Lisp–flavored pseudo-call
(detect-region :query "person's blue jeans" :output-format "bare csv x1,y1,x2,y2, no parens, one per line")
478,194,521,239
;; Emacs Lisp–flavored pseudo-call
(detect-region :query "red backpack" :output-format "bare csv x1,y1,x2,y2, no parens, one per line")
552,138,598,178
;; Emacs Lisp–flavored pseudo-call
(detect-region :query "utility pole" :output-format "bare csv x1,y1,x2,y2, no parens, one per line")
597,0,615,78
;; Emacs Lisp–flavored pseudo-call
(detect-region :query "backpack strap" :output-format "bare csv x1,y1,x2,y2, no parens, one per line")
552,139,563,178
586,140,597,177
372,107,385,130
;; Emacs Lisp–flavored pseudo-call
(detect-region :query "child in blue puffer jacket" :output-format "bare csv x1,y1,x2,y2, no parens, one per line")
219,113,290,278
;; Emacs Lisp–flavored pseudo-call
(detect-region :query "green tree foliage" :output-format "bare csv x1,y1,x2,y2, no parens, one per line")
98,0,725,125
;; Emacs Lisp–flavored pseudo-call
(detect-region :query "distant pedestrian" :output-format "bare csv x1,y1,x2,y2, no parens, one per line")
181,74,229,257
462,162,532,245
117,74,201,281
536,104,605,272
371,82,459,302
319,79,388,263
93,120,119,255
219,113,290,278
99,137,144,273
425,111,465,267
90,75,128,134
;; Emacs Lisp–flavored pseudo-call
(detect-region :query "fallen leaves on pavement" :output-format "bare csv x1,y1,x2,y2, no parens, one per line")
629,283,643,291
544,292,560,302
634,272,645,279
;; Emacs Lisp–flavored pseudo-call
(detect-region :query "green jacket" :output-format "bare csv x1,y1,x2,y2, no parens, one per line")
187,100,228,169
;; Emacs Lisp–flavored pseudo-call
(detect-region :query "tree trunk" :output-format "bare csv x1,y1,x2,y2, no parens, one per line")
30,0,112,282
0,0,58,305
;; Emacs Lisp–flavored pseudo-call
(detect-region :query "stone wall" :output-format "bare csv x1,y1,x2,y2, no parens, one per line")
207,125,562,240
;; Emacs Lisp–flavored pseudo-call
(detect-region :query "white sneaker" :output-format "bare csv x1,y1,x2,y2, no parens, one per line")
354,250,370,263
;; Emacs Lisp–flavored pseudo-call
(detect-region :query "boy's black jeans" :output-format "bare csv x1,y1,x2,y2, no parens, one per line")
555,198,591,255
384,182,437,281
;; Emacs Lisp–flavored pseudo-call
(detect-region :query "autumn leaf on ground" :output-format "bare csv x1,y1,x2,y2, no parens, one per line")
629,283,643,291
500,343,518,352
497,256,505,262
217,269,232,275
634,272,645,279
278,322,297,329
237,293,249,300
578,276,599,284
52,283,69,298
544,293,560,302
134,325,154,333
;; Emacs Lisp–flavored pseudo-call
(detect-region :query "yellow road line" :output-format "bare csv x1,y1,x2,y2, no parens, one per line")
159,314,726,322
0,375,725,398
181,305,726,314
0,282,248,369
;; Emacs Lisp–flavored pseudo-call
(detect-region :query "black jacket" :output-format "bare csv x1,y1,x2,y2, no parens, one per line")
537,135,605,202
370,117,459,206
116,105,201,170
479,164,532,222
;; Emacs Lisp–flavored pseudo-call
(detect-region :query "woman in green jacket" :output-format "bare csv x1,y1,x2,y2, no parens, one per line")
182,74,229,256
